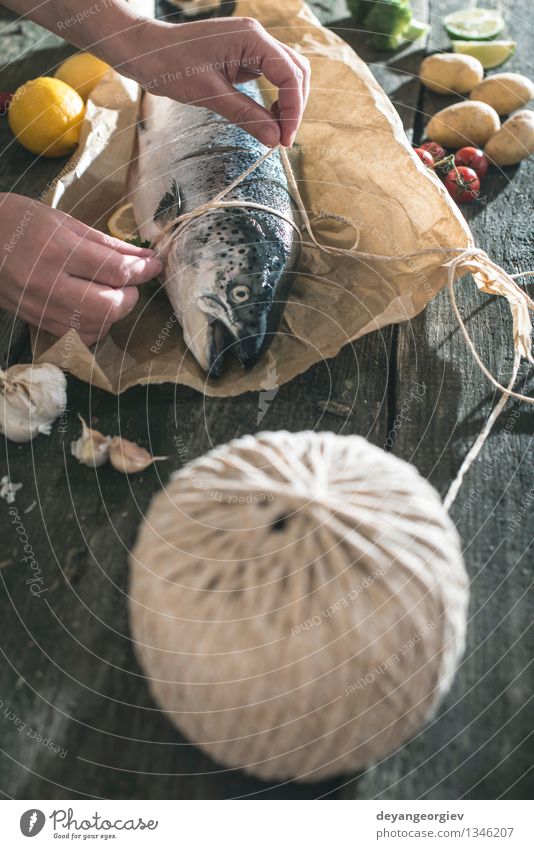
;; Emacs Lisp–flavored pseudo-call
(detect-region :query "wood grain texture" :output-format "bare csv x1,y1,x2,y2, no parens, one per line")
1,0,532,800
348,0,534,801
0,2,397,800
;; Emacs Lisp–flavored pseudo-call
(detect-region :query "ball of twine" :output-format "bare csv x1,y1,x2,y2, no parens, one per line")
129,431,468,782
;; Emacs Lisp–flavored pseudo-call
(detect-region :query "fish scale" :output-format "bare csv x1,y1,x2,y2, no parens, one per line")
129,81,300,376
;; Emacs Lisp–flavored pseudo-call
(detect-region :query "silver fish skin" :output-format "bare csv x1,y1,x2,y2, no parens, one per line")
129,82,300,376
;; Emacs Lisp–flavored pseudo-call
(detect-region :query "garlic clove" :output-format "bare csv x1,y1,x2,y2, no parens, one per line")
108,436,167,474
70,415,110,468
0,475,23,504
0,363,67,443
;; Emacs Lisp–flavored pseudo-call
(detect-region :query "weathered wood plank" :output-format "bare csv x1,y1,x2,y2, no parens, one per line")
8,0,515,802
349,0,534,800
1,344,396,799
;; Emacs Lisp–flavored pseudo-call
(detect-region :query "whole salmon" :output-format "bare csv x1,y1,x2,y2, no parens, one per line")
129,82,300,376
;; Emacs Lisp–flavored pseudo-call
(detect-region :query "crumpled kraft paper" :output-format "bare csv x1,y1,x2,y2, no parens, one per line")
33,0,473,396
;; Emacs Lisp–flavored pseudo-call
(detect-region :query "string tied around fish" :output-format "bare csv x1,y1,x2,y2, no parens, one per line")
152,143,534,510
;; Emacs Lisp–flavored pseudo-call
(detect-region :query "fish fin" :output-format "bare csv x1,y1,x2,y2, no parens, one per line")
154,179,182,224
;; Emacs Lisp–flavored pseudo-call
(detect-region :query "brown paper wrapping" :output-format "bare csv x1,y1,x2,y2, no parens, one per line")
33,0,473,396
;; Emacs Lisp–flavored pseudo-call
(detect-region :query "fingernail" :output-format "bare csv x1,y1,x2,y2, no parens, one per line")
126,257,159,281
262,124,280,148
143,256,162,275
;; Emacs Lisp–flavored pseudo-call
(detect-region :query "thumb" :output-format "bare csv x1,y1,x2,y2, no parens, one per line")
202,80,281,148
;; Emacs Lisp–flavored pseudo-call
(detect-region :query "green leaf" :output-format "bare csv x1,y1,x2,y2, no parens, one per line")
126,236,153,249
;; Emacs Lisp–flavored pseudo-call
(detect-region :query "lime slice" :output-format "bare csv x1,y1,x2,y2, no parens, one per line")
451,39,516,68
404,18,430,44
443,8,505,40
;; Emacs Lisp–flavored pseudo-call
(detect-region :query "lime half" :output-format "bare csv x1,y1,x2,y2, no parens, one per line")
451,39,516,68
444,8,505,40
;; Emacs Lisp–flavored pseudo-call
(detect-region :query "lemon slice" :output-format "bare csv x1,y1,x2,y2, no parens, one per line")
108,202,138,241
444,8,505,40
451,39,516,69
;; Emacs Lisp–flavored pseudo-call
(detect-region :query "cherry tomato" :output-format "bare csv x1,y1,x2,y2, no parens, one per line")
445,166,480,204
0,92,13,117
420,141,447,161
413,147,434,167
454,147,489,180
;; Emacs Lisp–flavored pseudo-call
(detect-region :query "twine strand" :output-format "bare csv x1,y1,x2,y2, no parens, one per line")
442,352,521,512
152,144,533,509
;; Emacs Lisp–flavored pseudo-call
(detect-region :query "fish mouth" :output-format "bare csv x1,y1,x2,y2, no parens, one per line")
183,293,267,378
183,297,268,378
205,319,268,378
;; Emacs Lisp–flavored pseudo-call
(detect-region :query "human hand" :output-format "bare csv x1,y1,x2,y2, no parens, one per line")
128,17,311,148
0,194,161,345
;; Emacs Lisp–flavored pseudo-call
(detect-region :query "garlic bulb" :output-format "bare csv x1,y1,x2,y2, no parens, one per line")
70,416,110,468
108,437,167,474
0,364,67,443
130,431,468,782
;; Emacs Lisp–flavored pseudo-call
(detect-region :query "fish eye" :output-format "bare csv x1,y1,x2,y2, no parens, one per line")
231,285,251,304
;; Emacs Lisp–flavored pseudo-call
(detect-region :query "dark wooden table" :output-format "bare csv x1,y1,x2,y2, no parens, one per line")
1,0,533,800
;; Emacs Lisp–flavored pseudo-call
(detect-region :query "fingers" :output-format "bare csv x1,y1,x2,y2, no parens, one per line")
32,318,108,348
0,198,150,347
31,317,101,348
241,21,310,146
22,275,140,343
65,235,161,287
71,278,140,332
203,79,281,147
95,284,140,324
259,50,303,147
194,18,310,147
282,43,311,110
62,210,156,256
234,67,263,84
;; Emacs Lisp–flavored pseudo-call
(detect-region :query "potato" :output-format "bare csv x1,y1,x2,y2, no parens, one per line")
420,53,483,95
485,110,534,166
426,101,500,149
470,73,534,116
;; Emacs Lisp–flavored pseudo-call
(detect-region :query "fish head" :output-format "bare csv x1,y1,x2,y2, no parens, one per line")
166,210,296,377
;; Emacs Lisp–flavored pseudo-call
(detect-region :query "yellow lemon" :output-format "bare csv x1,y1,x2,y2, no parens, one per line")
55,52,111,101
8,77,85,158
108,203,138,241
